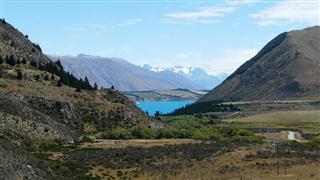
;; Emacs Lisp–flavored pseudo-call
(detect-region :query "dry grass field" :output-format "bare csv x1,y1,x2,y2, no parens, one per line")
80,142,319,180
227,110,320,134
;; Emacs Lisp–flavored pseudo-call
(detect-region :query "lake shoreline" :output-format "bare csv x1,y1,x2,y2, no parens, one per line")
136,100,193,115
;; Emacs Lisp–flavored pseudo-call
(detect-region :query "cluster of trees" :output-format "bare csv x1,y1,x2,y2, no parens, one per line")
0,18,6,24
30,59,97,91
100,126,262,142
0,55,27,66
0,54,98,91
166,101,240,116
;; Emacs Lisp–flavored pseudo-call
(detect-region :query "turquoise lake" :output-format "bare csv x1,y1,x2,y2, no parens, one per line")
136,101,193,115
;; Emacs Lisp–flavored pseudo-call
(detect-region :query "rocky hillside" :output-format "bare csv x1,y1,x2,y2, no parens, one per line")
0,19,160,179
198,26,320,102
0,19,155,142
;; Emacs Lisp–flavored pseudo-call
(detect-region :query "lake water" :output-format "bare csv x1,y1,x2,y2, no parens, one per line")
137,101,193,115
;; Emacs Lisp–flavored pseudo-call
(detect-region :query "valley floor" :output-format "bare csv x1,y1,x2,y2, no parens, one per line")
46,139,320,180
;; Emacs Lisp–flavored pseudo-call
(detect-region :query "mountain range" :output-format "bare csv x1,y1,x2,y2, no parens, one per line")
199,26,320,102
52,55,226,92
142,64,228,90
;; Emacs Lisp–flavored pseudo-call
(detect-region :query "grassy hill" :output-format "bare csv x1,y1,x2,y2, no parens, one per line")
199,26,320,102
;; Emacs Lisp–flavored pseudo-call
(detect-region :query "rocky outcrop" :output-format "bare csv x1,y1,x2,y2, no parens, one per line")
0,93,78,143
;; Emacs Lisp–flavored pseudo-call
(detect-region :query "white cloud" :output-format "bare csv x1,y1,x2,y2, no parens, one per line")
164,6,235,25
251,1,319,26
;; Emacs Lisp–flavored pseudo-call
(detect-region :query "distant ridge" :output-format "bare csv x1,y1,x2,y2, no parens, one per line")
198,26,320,102
53,55,201,91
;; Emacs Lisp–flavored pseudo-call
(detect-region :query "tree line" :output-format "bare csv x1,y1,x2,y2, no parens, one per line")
166,101,240,116
0,55,98,91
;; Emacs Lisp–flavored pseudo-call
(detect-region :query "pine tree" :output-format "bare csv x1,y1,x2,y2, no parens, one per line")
34,74,40,81
16,69,23,80
30,60,38,67
94,83,98,90
21,58,27,64
57,80,62,87
75,86,81,92
6,55,16,66
84,76,91,90
44,74,49,81
0,56,3,64
55,59,63,70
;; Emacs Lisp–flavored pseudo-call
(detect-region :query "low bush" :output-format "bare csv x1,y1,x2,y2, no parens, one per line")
104,128,134,140
32,142,64,152
132,128,157,139
188,127,222,140
231,135,263,143
98,125,260,142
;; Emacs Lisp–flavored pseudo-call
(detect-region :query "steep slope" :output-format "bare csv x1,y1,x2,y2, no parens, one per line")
0,19,50,65
198,26,320,102
55,54,200,91
0,19,155,144
143,65,228,90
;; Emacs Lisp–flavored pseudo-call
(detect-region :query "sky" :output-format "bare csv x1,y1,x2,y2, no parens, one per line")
0,0,319,75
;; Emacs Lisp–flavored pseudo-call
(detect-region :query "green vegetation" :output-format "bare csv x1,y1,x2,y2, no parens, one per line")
101,116,262,142
16,69,23,79
52,161,101,180
32,141,65,152
167,101,240,116
45,60,94,91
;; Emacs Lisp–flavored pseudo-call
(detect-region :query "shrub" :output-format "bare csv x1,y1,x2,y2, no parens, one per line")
44,74,49,80
189,127,222,140
157,128,186,139
30,60,38,67
231,135,262,143
80,136,93,143
104,128,134,140
16,69,23,80
33,142,64,152
219,127,237,137
132,128,156,139
57,80,62,87
6,55,16,66
236,129,252,136
162,115,205,129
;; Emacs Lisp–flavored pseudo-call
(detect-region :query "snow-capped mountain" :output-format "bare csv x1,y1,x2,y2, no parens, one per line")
49,55,201,91
142,65,228,90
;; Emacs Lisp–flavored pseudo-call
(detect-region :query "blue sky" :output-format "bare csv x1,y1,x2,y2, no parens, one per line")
1,0,319,74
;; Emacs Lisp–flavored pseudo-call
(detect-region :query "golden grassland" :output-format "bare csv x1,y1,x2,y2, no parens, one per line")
86,143,320,180
227,110,320,134
166,145,320,180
